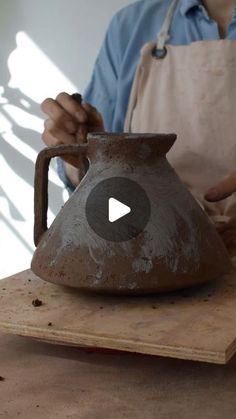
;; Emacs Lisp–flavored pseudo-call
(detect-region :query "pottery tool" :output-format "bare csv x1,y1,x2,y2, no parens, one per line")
71,92,88,179
71,92,82,104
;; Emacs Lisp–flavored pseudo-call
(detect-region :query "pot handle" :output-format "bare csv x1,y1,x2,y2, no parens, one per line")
34,144,87,246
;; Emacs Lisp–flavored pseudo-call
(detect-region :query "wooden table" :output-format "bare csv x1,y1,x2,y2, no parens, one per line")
1,263,236,417
1,332,236,418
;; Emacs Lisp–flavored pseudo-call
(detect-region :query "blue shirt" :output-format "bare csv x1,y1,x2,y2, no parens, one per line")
83,0,236,133
59,0,236,192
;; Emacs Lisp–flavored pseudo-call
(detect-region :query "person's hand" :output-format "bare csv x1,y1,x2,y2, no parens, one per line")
205,172,236,202
205,172,236,255
41,92,104,167
214,218,236,256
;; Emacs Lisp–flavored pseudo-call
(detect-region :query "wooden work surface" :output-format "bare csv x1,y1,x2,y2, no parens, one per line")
1,332,236,418
0,263,236,365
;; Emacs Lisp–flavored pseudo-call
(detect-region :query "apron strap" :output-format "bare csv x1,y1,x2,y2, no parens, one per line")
155,0,179,55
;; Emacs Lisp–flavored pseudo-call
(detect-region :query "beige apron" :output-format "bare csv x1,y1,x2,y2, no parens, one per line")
125,0,236,223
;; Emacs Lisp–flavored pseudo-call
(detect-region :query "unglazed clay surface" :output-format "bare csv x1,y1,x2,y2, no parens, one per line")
31,133,231,294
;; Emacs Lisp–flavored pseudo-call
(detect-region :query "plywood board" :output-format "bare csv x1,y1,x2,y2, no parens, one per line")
0,263,236,364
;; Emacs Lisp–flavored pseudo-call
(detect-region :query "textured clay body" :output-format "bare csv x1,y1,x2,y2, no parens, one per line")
31,133,231,294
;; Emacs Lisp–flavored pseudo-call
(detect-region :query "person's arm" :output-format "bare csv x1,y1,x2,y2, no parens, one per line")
41,13,120,190
205,173,236,254
41,95,104,189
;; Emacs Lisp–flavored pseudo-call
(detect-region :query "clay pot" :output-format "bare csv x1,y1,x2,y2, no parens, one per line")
31,133,231,294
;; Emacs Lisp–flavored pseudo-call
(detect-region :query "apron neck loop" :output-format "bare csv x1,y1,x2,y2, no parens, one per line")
156,0,179,52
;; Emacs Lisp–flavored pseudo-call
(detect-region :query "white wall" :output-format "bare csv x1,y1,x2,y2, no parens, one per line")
0,0,134,278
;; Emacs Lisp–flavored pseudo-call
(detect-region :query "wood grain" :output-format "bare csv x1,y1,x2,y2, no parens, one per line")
0,263,236,364
2,333,236,418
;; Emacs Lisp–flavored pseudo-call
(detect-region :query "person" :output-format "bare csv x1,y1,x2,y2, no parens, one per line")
41,0,236,253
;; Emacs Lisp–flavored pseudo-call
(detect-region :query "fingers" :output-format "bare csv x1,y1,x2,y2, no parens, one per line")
218,228,236,255
41,93,90,128
215,217,236,233
82,103,104,129
41,97,77,134
76,124,88,142
56,92,88,123
42,122,79,167
41,93,105,159
205,172,236,202
42,119,76,147
41,94,104,137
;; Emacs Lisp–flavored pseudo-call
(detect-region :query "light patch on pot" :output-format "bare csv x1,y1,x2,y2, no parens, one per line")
88,245,102,265
41,240,47,250
96,268,103,280
132,258,153,273
49,259,56,267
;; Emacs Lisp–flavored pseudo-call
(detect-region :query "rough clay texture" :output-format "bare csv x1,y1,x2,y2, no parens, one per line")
32,133,231,294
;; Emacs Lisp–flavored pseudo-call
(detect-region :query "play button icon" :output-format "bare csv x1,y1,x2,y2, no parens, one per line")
86,177,151,242
109,198,131,223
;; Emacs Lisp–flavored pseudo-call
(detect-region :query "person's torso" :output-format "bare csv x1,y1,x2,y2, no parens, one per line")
85,0,236,132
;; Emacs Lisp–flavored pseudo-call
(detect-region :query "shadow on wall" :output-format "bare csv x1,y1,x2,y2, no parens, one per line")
0,53,65,243
0,0,132,275
0,86,64,213
0,0,67,266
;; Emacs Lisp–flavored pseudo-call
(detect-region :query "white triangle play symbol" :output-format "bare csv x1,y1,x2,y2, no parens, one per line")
108,198,131,223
